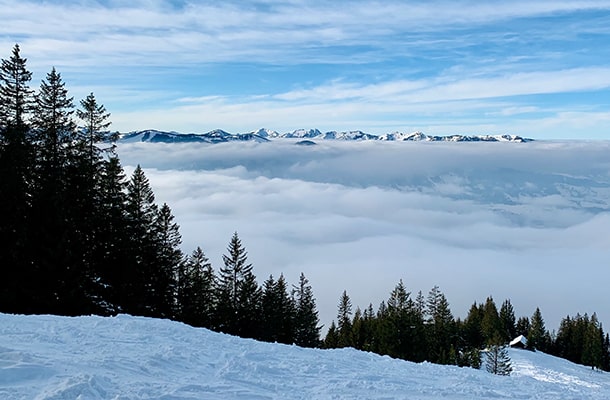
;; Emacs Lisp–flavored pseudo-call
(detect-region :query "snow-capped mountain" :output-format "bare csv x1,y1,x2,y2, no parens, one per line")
1,313,608,399
120,128,532,143
120,129,269,144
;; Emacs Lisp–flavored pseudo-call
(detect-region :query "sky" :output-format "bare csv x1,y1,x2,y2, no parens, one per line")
117,140,610,334
2,0,610,139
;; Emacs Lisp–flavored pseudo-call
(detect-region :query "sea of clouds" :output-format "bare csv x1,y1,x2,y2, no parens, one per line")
117,139,610,332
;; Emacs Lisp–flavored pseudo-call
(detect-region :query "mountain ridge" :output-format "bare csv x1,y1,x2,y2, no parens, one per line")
120,128,533,143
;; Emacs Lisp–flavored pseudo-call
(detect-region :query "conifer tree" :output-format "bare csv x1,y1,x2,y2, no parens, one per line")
216,232,261,338
0,44,34,128
123,165,158,316
76,92,114,167
336,290,353,348
480,296,501,344
485,344,512,376
380,280,426,361
150,203,183,319
0,44,35,313
95,156,129,313
177,247,216,328
323,321,339,348
528,307,548,351
292,272,321,348
261,274,295,344
499,299,517,342
426,286,455,364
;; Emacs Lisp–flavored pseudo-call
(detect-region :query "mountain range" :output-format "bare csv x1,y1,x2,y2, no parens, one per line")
119,128,533,143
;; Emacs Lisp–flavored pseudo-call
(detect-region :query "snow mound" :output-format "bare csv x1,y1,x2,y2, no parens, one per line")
1,313,608,399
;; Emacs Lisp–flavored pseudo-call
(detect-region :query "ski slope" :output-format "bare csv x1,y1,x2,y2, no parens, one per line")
1,313,608,399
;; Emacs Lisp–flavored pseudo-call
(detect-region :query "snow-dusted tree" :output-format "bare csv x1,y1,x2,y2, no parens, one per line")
485,344,512,376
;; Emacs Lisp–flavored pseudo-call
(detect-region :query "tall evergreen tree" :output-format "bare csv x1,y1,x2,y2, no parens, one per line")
76,92,114,167
0,44,34,128
499,299,517,342
261,274,295,344
0,44,35,313
150,203,183,319
528,307,548,352
123,165,158,316
336,290,353,348
292,272,321,348
480,296,501,345
216,232,261,338
426,286,455,364
177,247,216,328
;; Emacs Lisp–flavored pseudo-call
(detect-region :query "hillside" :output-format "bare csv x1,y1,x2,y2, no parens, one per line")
1,313,608,399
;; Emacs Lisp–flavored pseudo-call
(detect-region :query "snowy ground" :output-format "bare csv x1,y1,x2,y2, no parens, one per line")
1,314,608,399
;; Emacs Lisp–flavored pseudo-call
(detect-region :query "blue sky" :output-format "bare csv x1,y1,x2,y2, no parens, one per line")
2,0,610,138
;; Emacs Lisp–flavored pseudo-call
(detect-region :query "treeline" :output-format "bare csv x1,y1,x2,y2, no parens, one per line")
322,282,610,371
0,45,321,347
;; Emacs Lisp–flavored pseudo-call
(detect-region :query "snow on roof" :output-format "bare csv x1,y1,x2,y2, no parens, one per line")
510,334,528,347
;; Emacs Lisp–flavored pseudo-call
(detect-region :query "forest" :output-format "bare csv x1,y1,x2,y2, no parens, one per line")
0,45,608,373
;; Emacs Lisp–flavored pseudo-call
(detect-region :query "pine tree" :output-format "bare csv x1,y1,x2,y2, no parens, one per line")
292,272,321,348
261,274,295,344
123,165,158,316
0,44,34,128
95,156,129,314
76,92,114,167
337,290,353,348
480,296,501,345
323,321,339,348
426,286,455,364
0,45,35,313
528,307,548,352
150,203,183,319
380,280,426,361
216,232,261,338
499,299,517,342
485,344,512,375
177,247,216,328
29,66,92,315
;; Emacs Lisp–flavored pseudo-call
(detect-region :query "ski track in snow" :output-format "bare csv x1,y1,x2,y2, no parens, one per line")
1,314,609,399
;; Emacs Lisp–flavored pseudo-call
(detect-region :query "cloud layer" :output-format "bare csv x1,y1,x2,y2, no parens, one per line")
117,140,610,332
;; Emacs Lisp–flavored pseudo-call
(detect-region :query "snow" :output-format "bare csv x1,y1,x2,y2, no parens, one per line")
1,314,609,399
509,335,528,347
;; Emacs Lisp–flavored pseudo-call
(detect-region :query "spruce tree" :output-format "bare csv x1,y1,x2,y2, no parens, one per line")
177,247,216,328
0,44,35,313
261,274,295,344
336,290,353,348
216,232,261,338
499,299,517,342
150,203,183,319
426,286,455,364
0,44,34,128
76,92,114,167
528,307,548,351
123,165,158,316
292,272,321,348
485,344,512,376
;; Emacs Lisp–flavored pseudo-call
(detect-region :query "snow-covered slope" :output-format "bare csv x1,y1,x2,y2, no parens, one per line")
120,128,531,143
1,314,608,399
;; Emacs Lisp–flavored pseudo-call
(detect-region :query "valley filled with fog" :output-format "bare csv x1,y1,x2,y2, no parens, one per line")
117,139,610,331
